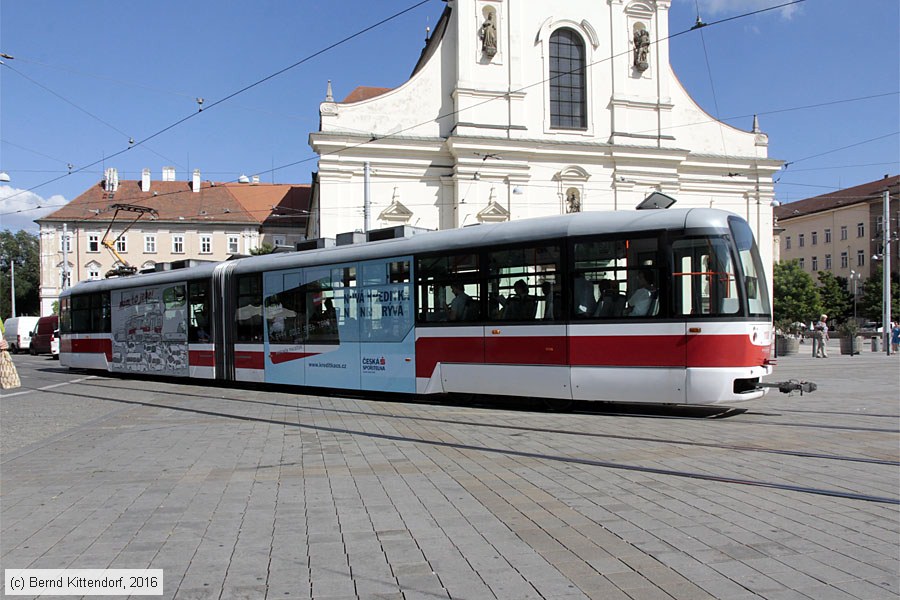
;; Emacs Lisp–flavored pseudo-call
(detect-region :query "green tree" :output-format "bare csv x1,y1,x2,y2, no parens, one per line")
859,264,900,322
773,260,822,326
250,243,275,256
0,230,41,320
816,271,851,321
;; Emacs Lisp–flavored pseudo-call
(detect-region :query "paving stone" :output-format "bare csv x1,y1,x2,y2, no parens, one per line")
1,350,897,600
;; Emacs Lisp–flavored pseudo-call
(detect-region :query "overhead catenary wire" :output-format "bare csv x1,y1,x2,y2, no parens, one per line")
3,0,813,220
1,63,183,169
0,0,434,203
9,0,887,222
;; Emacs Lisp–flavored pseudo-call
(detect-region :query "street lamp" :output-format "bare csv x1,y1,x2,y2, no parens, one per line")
850,270,861,323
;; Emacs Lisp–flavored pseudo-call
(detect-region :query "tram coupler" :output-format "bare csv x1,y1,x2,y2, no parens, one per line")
757,380,817,395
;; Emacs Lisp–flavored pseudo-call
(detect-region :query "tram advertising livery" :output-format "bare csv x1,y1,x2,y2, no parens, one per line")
60,208,777,407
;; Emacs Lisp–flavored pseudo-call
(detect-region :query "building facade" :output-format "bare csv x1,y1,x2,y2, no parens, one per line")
774,175,899,289
308,0,781,276
35,168,309,315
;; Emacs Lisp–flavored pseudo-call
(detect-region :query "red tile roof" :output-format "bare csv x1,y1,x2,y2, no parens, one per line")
37,180,311,227
775,175,898,220
341,86,393,104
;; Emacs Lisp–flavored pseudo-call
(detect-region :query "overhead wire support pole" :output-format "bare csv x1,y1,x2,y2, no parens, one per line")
883,188,892,355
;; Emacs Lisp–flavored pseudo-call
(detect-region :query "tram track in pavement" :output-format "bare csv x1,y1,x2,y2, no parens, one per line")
12,380,899,506
29,375,900,470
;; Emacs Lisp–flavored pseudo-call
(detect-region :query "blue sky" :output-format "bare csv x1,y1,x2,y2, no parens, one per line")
1,0,897,232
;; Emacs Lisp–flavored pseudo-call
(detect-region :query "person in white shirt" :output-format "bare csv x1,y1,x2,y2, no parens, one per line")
625,269,654,316
812,314,829,358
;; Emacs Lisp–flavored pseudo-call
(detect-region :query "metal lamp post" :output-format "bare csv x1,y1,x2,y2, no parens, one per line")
850,269,860,323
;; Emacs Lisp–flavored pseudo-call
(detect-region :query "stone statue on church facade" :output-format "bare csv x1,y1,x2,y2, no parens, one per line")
633,27,650,72
480,12,497,58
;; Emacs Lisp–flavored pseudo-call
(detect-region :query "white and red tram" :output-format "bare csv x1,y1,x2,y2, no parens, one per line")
60,208,775,406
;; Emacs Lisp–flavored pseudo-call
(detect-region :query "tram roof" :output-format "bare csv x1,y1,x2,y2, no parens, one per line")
62,208,739,296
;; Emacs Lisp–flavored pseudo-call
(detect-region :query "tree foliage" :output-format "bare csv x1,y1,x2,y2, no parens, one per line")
816,271,851,321
250,243,275,256
0,230,41,320
859,264,900,322
773,260,822,325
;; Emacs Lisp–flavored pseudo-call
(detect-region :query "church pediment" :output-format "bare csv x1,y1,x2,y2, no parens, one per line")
476,200,510,223
379,199,414,223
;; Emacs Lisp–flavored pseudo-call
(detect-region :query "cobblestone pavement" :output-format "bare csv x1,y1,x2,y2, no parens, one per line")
1,342,898,599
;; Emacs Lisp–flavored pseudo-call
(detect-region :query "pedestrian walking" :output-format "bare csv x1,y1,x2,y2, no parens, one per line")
812,314,829,358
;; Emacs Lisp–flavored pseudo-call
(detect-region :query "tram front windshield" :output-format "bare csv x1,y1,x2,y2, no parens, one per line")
730,218,771,318
672,222,770,318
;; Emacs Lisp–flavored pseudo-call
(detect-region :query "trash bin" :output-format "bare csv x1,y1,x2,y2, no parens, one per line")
871,336,880,352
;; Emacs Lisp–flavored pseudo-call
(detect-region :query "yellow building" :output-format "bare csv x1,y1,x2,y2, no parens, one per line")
775,174,899,289
36,167,310,315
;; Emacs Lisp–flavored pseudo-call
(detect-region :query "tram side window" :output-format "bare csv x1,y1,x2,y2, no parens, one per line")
573,237,660,318
69,292,111,333
416,253,481,323
188,280,211,342
305,271,339,346
361,260,412,342
487,244,561,322
672,237,740,316
96,292,111,332
235,274,263,342
71,294,93,333
60,297,70,334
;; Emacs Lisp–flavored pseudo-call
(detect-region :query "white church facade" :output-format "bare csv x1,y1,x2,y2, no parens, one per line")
308,0,781,269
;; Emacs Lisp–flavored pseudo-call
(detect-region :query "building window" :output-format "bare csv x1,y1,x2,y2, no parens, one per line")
840,225,848,241
840,251,848,269
824,228,831,243
857,250,865,266
115,237,127,253
857,222,864,237
200,235,212,254
811,231,818,245
61,232,72,253
798,234,805,248
785,236,791,250
144,234,156,253
549,28,587,129
88,234,100,253
172,235,184,254
825,254,832,270
227,235,239,254
876,216,883,231
798,258,805,270
273,236,286,247
811,256,818,271
88,268,100,280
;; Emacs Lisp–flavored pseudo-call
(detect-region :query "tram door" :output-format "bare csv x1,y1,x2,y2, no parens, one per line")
262,265,362,389
674,237,740,378
482,244,569,399
358,257,415,393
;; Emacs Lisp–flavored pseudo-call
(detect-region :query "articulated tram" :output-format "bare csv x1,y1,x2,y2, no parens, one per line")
60,208,775,406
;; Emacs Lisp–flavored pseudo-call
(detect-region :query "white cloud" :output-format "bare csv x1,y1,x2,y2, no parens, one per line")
0,186,69,232
690,0,802,20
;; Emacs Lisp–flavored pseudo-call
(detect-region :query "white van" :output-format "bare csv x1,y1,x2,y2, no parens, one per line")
3,316,40,354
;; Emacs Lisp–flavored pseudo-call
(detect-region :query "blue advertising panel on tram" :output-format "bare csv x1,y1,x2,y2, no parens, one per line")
262,256,415,393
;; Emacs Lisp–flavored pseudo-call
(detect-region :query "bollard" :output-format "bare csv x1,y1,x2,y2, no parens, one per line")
871,336,880,352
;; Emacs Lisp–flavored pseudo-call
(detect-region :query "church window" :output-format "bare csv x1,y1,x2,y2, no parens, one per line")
549,28,587,129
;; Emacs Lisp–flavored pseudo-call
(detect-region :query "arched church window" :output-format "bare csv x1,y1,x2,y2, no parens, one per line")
549,28,586,129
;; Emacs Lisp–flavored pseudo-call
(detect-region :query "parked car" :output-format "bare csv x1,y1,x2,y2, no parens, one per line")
30,315,59,356
50,328,60,359
3,316,40,354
